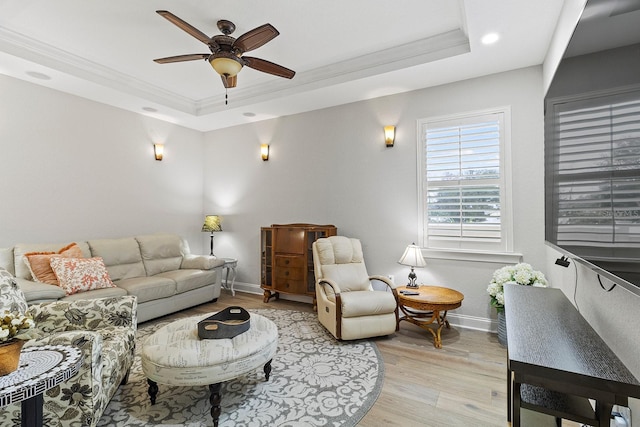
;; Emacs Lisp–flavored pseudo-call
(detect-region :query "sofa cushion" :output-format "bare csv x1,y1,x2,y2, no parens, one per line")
23,242,83,285
136,234,184,276
62,286,127,301
88,237,146,281
13,241,91,280
155,269,217,293
115,276,176,304
50,257,116,295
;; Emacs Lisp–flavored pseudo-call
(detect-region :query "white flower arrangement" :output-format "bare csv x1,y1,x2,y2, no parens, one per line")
0,310,36,343
487,263,547,313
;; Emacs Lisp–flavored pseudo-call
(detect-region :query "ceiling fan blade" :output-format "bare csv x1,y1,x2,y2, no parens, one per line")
243,57,295,79
154,54,210,64
233,24,279,53
156,10,212,45
221,74,238,89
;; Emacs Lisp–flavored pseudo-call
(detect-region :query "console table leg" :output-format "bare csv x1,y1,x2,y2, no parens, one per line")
209,383,222,427
147,379,158,405
596,401,613,427
264,359,273,381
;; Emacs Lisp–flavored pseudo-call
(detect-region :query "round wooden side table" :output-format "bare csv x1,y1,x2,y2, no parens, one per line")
394,285,464,348
0,344,83,427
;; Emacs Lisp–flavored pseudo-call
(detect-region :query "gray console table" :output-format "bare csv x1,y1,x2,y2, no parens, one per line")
505,284,640,427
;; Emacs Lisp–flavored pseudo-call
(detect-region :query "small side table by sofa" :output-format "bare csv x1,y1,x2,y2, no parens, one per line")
0,344,83,427
394,285,464,349
220,258,238,296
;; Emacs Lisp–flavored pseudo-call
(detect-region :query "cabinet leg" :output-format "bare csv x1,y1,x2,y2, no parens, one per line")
263,290,271,303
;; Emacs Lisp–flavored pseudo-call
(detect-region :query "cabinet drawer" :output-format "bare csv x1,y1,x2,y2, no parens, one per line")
275,256,305,268
274,278,307,294
275,267,304,280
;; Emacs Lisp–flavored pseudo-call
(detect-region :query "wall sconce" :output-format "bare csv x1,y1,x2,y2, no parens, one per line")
384,125,396,147
154,144,164,161
261,143,269,161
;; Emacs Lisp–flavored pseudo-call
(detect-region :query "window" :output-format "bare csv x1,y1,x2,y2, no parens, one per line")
546,88,640,259
418,108,512,252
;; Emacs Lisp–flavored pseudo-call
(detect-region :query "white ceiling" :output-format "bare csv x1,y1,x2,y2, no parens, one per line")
0,0,565,131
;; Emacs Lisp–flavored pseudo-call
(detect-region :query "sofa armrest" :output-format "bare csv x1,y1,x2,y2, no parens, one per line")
28,295,137,333
181,254,225,270
17,277,66,304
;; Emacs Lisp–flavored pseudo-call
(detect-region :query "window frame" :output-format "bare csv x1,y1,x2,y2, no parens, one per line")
417,107,514,254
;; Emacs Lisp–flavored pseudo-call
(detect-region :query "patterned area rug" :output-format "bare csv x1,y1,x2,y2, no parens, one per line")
98,309,384,427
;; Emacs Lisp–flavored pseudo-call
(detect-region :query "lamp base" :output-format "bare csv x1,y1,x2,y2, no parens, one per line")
406,268,419,288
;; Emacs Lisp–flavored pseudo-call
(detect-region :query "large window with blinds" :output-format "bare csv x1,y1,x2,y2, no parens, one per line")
418,109,512,252
545,88,640,265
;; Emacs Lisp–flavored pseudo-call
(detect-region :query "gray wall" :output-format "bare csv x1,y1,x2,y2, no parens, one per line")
204,66,547,329
0,74,205,247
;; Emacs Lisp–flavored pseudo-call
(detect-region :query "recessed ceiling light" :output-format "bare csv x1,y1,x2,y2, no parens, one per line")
243,112,256,117
481,33,500,45
26,71,51,80
142,107,158,112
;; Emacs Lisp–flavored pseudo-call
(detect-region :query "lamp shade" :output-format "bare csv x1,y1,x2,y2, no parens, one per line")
201,215,222,232
398,244,426,268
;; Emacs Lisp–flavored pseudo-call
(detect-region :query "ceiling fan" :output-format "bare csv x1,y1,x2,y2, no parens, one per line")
153,10,296,91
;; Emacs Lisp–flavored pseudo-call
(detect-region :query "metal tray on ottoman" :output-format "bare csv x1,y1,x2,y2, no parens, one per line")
198,306,251,339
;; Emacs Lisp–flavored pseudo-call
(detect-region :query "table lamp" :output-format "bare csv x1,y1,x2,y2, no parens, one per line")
398,243,426,288
201,215,222,256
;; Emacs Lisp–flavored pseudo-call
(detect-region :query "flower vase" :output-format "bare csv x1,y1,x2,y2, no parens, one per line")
497,311,507,347
0,339,25,376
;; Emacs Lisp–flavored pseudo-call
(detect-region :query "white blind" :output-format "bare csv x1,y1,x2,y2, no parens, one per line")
551,90,640,258
422,113,504,246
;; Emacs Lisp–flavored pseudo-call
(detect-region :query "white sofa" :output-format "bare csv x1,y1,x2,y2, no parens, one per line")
0,233,225,323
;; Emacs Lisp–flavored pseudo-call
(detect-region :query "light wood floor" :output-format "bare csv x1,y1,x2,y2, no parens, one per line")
148,290,577,427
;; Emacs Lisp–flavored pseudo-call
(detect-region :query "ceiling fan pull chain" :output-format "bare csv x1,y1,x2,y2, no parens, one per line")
225,88,228,105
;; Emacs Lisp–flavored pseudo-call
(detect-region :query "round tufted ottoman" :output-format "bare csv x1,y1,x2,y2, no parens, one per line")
141,311,278,427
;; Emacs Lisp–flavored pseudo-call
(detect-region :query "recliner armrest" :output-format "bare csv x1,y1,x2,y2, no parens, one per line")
318,278,342,295
369,275,396,290
181,254,225,270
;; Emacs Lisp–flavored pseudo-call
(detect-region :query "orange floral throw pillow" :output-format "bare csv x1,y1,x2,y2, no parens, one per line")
23,243,83,286
49,257,115,296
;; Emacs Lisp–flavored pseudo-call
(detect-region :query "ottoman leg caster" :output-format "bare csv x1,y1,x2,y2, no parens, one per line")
147,379,158,405
209,383,222,427
264,359,273,381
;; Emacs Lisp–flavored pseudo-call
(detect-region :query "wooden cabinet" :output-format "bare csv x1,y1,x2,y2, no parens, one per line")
261,223,337,307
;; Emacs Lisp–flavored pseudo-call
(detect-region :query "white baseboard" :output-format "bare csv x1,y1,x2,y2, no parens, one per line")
229,282,496,333
446,313,495,333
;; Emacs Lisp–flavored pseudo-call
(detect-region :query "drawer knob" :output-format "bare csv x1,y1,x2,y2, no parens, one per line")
285,271,289,276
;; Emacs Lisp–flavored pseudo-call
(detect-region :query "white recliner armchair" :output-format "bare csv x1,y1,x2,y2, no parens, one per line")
312,236,398,340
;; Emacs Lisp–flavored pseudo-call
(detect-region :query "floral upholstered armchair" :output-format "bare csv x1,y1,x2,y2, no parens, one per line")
0,268,137,427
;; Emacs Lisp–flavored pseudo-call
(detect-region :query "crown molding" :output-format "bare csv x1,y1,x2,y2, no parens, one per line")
0,26,468,118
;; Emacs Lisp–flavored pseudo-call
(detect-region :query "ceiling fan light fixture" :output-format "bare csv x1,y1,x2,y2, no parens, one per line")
210,56,243,77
